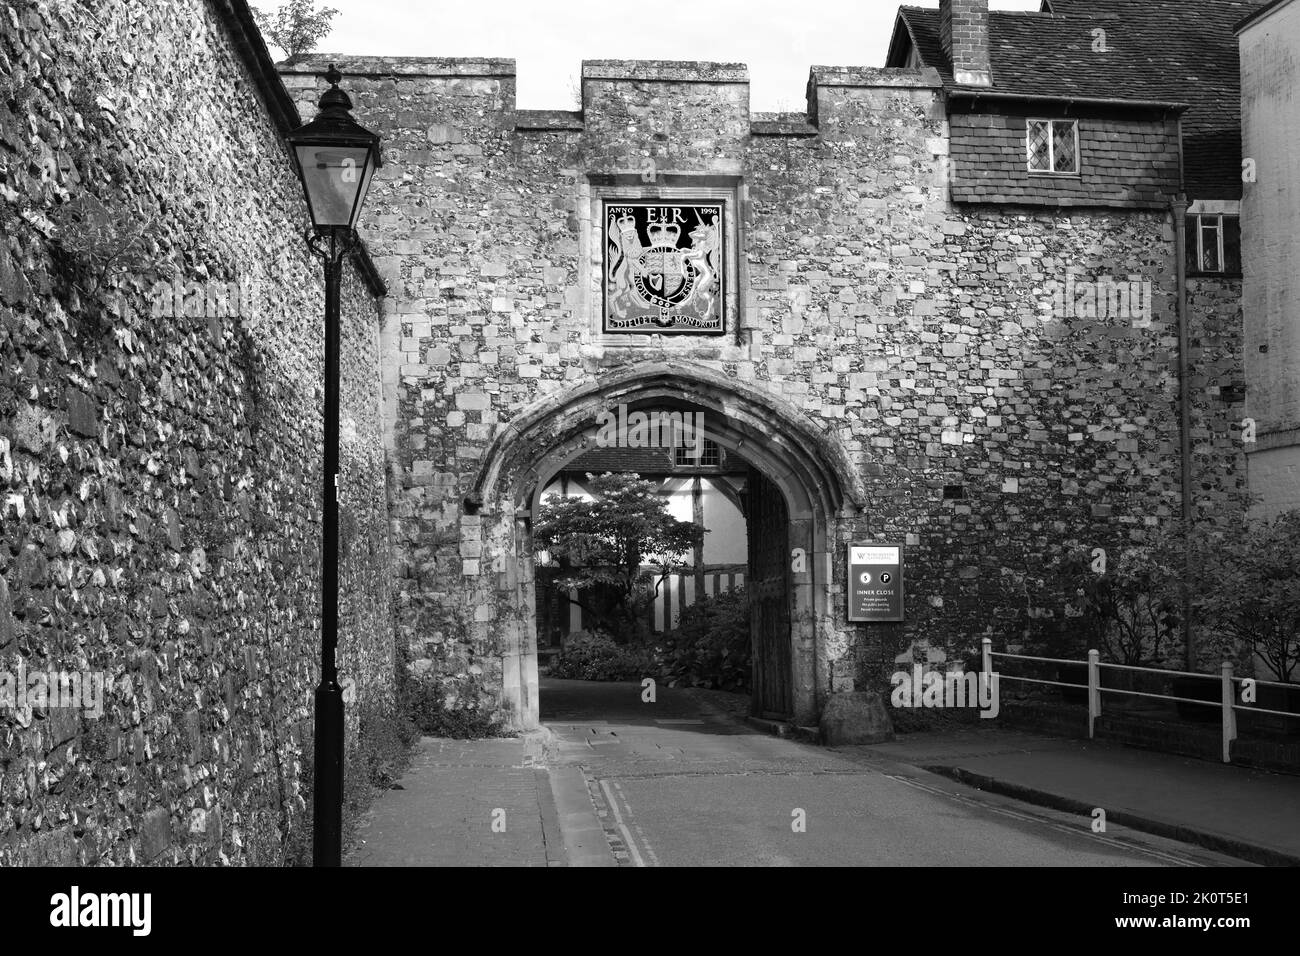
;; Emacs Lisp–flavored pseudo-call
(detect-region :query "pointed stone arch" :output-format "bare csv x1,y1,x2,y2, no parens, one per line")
464,360,865,730
466,361,867,514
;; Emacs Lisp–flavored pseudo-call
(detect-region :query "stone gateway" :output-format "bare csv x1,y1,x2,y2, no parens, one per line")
0,0,1271,867
280,2,1245,731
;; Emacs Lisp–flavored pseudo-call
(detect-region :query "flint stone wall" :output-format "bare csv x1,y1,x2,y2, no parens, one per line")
0,0,393,864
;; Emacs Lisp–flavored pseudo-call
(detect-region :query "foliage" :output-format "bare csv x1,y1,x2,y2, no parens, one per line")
1192,509,1300,682
1023,512,1300,683
534,472,705,640
401,672,509,738
49,193,156,301
253,0,339,59
1029,536,1183,667
661,586,751,692
389,606,509,738
550,588,752,692
286,697,417,867
352,698,419,789
550,630,660,682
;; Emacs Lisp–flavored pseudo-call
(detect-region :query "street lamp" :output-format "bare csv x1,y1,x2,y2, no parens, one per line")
286,64,383,868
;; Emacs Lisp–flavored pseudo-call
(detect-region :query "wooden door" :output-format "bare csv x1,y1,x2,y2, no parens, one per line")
746,467,792,719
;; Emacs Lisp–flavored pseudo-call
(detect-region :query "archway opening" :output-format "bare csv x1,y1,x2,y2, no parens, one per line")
465,362,863,730
525,405,802,723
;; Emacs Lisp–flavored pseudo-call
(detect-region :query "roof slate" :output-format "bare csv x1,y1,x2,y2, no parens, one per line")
560,446,676,475
893,0,1266,198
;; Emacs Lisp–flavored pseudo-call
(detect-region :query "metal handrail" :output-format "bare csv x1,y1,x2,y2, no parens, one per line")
1099,686,1218,706
998,675,1080,690
980,638,1298,765
988,651,1080,666
1099,686,1300,720
1232,704,1300,719
999,651,1295,690
1095,661,1217,678
1230,675,1299,691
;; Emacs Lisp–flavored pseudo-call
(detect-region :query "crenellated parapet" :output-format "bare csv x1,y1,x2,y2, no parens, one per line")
281,57,947,146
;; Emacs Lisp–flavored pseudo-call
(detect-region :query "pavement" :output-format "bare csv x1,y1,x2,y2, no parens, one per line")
345,732,564,867
848,729,1300,867
345,678,1300,867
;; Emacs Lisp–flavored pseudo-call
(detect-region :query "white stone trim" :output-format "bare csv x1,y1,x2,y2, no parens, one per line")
1188,200,1241,215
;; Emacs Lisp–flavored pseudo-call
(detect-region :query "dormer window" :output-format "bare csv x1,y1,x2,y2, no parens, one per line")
1027,119,1079,174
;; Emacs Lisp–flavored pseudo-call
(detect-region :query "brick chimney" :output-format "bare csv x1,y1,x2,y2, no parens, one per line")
940,0,992,87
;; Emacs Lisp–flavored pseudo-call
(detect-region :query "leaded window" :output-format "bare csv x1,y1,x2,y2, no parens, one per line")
1027,119,1079,174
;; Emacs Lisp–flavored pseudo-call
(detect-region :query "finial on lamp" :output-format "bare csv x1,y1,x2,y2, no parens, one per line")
317,64,353,114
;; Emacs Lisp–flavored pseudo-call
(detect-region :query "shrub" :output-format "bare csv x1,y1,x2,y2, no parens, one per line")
1029,542,1181,668
550,589,751,690
401,672,507,739
1193,509,1300,682
551,630,659,682
355,700,419,786
662,587,751,692
286,697,419,867
395,632,507,739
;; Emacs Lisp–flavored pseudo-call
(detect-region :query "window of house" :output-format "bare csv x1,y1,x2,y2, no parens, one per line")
676,439,721,468
1185,214,1242,275
1027,119,1079,174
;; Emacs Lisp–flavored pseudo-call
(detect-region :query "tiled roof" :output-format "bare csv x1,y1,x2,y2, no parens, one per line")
893,1,1266,198
559,446,676,475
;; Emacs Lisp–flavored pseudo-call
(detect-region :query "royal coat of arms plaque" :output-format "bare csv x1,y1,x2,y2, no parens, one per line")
602,200,725,335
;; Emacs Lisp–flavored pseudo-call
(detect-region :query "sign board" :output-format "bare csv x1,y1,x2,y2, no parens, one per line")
847,544,904,622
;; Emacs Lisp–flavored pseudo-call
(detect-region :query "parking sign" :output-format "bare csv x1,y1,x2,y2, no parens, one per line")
848,544,904,622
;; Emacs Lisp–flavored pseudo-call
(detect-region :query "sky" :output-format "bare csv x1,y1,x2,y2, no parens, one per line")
294,0,1044,112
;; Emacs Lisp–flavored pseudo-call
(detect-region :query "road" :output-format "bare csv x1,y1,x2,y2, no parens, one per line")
540,678,1238,867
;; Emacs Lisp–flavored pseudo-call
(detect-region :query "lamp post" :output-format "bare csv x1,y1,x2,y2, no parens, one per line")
286,65,383,867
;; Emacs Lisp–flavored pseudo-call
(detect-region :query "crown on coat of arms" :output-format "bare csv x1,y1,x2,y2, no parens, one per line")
616,210,639,241
646,221,681,249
